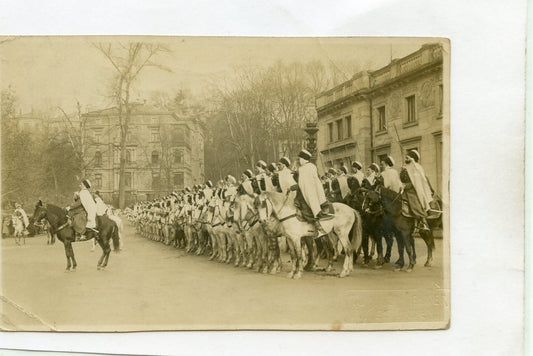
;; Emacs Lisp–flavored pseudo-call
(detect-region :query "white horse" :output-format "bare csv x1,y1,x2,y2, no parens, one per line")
11,213,26,245
259,190,362,279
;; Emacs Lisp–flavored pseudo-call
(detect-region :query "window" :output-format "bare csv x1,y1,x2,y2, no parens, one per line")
94,129,102,143
125,148,135,164
173,127,185,142
438,84,443,116
94,151,102,167
345,116,352,138
377,106,386,131
406,95,416,123
377,154,389,165
152,174,160,190
151,128,160,142
174,149,183,164
336,119,343,141
328,123,333,143
94,174,102,189
151,151,159,164
125,172,132,188
173,173,184,187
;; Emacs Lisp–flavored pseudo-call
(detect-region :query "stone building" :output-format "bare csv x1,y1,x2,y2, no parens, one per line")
83,104,205,206
315,43,446,194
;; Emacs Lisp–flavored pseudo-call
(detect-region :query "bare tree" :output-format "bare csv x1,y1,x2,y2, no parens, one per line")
93,42,170,208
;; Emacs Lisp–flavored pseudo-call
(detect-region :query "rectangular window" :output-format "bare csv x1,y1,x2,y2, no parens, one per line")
173,173,184,187
125,172,132,188
345,116,352,138
328,123,333,143
378,106,386,131
336,119,343,141
173,127,185,142
439,84,443,115
151,128,160,142
93,129,102,144
174,149,183,164
152,174,160,190
94,174,102,189
406,95,416,123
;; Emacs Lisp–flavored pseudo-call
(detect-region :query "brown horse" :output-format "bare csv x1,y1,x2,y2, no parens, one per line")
31,201,120,271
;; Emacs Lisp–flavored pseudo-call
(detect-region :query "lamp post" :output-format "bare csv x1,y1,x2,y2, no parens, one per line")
303,122,319,163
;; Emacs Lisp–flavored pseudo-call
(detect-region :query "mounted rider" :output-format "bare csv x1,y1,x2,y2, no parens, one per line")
239,169,255,196
14,203,30,234
362,163,381,190
330,165,350,203
68,178,98,241
277,156,298,194
380,155,402,193
296,149,333,221
400,149,433,231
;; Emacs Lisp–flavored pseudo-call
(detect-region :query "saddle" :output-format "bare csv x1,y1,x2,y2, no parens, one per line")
293,189,334,224
401,197,442,219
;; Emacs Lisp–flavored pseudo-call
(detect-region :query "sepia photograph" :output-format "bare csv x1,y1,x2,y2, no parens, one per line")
0,36,450,331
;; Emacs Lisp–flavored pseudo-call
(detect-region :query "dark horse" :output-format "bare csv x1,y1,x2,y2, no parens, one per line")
358,189,394,267
30,201,120,271
373,188,436,271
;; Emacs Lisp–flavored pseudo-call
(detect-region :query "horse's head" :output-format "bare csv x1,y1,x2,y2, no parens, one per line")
31,200,47,224
362,190,381,212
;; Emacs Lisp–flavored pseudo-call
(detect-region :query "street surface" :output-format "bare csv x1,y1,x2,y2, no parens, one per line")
0,221,448,331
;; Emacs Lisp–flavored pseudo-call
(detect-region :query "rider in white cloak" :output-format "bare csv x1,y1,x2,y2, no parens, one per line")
278,157,297,194
240,169,255,196
351,161,365,186
79,179,97,231
204,180,214,201
14,203,30,230
336,166,350,200
297,149,331,219
380,156,402,193
402,150,433,213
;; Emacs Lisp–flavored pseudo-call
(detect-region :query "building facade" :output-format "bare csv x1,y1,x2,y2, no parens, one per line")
83,104,205,206
316,43,446,195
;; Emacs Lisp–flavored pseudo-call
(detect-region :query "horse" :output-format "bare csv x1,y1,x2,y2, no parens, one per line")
258,190,362,279
359,189,394,267
233,193,278,273
11,213,26,245
367,188,438,270
30,201,120,271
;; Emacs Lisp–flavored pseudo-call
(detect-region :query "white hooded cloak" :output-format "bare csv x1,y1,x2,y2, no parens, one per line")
298,161,327,217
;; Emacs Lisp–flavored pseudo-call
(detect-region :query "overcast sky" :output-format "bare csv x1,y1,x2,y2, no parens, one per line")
0,36,433,115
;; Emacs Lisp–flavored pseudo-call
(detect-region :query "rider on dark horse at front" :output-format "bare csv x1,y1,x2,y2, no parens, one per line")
67,178,99,241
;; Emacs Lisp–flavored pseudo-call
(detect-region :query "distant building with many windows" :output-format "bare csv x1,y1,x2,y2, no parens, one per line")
315,43,446,194
83,104,205,206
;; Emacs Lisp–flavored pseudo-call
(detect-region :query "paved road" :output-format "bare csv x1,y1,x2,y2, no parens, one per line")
0,222,448,331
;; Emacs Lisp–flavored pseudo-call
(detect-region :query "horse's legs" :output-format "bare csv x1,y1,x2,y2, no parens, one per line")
374,226,385,267
63,242,72,271
285,237,297,279
69,242,77,270
102,240,112,268
96,237,106,269
361,230,370,265
321,234,334,272
420,222,436,267
337,231,353,278
398,219,415,272
302,236,317,271
384,231,393,263
293,238,304,279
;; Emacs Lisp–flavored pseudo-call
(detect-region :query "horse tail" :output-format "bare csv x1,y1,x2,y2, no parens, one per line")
350,209,363,254
111,223,120,251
